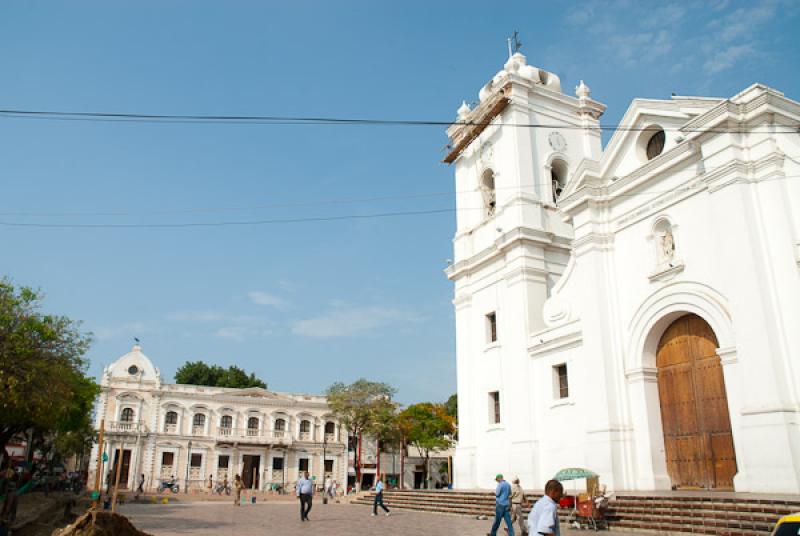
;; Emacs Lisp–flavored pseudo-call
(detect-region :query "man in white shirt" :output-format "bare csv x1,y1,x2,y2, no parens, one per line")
295,472,314,521
527,479,564,536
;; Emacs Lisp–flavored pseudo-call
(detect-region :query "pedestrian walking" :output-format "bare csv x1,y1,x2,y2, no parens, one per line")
233,474,243,506
371,476,390,516
296,471,313,521
207,475,213,495
324,476,332,499
488,473,514,536
527,479,564,536
331,480,340,503
137,474,145,494
508,477,528,536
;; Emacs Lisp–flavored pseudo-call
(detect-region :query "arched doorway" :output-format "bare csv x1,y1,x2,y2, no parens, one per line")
656,313,737,489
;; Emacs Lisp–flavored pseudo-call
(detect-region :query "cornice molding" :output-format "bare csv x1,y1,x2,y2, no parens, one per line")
448,226,569,280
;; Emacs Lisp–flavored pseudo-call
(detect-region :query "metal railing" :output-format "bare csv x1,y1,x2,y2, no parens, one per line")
206,428,295,443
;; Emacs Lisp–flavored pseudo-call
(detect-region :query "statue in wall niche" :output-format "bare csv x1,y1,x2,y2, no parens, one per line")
660,227,676,264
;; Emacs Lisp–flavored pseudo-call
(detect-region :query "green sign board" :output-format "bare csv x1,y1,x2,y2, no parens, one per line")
102,453,109,462
90,491,100,500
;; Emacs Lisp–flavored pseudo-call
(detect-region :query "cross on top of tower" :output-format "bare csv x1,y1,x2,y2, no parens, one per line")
507,31,522,58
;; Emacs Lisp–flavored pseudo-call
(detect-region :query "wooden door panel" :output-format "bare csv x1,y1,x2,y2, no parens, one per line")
658,366,698,435
657,314,737,490
710,433,737,489
675,436,705,488
687,315,718,358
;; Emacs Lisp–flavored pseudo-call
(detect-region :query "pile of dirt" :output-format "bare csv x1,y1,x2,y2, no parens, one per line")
51,510,152,536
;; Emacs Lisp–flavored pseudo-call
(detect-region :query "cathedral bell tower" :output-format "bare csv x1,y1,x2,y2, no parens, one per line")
444,51,605,488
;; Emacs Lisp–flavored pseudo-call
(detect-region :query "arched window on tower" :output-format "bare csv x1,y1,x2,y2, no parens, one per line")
551,159,568,203
120,408,135,422
480,169,496,218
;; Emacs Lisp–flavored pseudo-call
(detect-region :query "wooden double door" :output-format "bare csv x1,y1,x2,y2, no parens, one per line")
656,314,737,489
112,449,132,489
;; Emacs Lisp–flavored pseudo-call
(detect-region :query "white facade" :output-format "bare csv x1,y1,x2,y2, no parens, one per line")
89,346,347,492
446,53,800,493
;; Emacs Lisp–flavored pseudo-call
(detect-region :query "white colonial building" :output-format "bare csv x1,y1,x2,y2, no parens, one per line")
89,345,347,492
446,52,800,493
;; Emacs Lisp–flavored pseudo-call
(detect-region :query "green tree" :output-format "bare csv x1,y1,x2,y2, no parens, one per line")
174,361,266,389
0,280,96,462
444,393,458,440
364,397,401,484
326,379,396,489
444,394,457,420
398,403,455,489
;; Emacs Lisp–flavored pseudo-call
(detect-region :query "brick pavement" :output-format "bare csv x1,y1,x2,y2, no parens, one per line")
120,500,652,536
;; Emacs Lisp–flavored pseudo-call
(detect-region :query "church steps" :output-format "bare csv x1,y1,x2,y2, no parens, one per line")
351,490,796,535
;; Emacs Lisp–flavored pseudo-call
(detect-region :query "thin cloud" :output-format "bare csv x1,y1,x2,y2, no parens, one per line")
292,305,421,338
248,291,288,309
167,310,223,323
703,44,755,75
561,0,783,82
214,315,275,342
215,326,248,342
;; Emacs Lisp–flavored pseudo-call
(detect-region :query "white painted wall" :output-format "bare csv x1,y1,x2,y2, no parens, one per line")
448,55,800,494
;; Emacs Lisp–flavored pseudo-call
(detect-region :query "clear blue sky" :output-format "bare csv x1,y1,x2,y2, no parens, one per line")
1,1,797,404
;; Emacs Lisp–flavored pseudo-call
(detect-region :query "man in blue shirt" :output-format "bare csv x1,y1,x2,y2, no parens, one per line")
372,476,390,516
295,472,314,521
488,474,514,536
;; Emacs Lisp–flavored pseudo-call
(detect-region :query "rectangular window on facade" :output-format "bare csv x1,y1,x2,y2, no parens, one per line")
217,455,230,469
489,391,501,424
324,460,334,473
190,453,202,467
486,312,497,343
162,452,174,466
272,457,284,471
555,364,569,399
299,458,309,472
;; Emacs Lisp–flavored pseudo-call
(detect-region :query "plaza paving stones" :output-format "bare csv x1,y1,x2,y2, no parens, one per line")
119,500,651,536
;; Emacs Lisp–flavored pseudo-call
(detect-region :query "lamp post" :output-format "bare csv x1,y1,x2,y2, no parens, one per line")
185,440,192,494
322,431,328,504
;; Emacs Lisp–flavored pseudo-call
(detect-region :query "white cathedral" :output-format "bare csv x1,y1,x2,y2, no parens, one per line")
445,52,800,494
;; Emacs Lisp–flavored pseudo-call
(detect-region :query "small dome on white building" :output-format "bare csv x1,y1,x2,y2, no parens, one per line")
104,344,160,384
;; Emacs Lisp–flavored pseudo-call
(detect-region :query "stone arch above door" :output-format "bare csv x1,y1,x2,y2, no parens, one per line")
627,281,734,374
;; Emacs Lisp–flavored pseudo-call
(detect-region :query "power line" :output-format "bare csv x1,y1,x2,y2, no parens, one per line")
0,174,795,229
0,108,797,134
